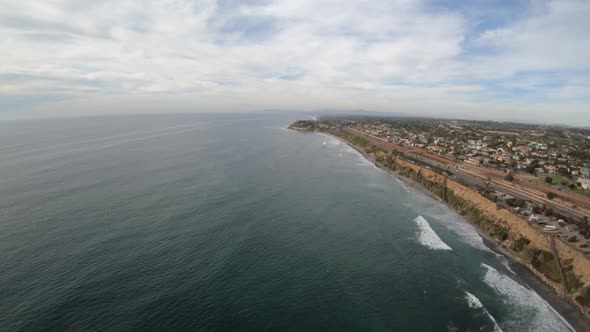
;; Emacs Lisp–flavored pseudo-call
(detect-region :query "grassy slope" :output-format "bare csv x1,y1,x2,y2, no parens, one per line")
535,173,590,198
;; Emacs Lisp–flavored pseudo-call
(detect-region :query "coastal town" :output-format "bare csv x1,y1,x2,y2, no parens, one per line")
290,116,590,317
295,116,590,238
307,117,590,187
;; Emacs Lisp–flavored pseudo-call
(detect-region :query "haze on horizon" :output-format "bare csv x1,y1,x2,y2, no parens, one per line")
1,0,589,126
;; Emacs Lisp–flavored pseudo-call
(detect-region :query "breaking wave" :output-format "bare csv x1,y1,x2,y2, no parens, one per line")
465,291,503,332
408,191,491,253
413,216,452,250
394,177,410,192
481,263,573,331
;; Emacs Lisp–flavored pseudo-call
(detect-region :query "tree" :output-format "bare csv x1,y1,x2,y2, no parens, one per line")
505,174,514,182
546,192,557,200
545,176,553,184
514,198,526,207
569,183,576,190
526,159,540,174
544,207,553,216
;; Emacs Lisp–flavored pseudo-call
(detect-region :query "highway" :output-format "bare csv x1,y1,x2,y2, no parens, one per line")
344,127,589,221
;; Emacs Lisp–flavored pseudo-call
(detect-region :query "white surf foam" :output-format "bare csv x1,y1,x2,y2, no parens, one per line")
413,216,452,250
315,132,340,146
409,191,491,253
465,291,484,309
465,291,504,332
481,263,574,332
394,177,410,192
495,254,517,275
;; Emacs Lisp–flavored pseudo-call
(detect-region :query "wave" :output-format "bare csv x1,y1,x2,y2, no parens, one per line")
465,291,503,332
315,132,340,146
481,263,573,331
413,216,452,250
394,177,410,192
495,254,517,275
408,192,491,253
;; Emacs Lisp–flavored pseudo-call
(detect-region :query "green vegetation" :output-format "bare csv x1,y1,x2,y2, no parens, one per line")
536,173,590,198
546,192,557,200
491,225,510,242
505,198,525,207
565,271,583,292
330,129,370,148
531,250,561,282
366,144,387,154
288,120,317,131
512,236,531,252
576,287,590,307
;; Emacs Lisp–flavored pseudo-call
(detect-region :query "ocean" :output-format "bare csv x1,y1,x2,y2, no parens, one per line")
0,113,573,331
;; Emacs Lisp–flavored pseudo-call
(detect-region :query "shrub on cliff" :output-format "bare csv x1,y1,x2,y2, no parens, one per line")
532,250,561,282
512,236,531,252
492,225,509,242
575,287,590,307
566,271,582,292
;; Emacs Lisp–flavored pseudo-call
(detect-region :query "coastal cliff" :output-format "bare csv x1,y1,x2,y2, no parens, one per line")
290,121,590,319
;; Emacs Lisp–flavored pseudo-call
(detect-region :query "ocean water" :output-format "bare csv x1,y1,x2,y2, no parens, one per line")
0,113,573,331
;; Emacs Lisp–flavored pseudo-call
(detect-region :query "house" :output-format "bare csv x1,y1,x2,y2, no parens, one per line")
544,164,557,174
578,178,590,190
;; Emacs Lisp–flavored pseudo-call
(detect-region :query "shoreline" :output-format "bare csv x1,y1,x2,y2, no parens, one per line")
320,130,590,331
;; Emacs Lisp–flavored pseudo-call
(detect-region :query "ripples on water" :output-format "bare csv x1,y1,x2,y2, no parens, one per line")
0,114,572,331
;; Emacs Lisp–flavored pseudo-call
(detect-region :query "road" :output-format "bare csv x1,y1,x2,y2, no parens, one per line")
344,127,589,221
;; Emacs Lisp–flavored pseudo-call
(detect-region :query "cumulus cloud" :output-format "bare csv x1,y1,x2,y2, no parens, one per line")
0,0,588,124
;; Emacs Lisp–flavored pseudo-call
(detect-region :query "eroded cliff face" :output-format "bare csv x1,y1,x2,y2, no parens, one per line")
389,156,590,315
293,124,590,315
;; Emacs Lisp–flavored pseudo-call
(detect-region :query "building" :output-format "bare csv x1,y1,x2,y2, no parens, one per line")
579,178,590,190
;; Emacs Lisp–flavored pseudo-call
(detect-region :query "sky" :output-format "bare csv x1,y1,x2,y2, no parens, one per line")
1,0,589,125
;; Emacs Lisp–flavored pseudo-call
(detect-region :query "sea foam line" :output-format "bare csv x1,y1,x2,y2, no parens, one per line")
465,291,503,332
395,177,410,192
481,263,574,332
413,215,452,250
409,192,491,253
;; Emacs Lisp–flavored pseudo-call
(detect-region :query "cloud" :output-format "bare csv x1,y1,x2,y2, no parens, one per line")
0,0,588,125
